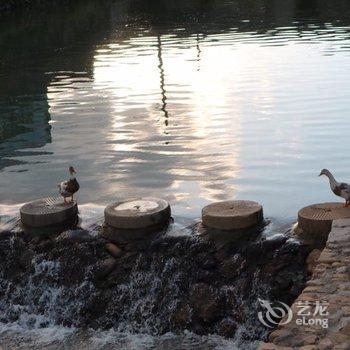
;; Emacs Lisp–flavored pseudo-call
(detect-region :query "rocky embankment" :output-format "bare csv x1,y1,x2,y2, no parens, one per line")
259,218,350,349
0,221,313,343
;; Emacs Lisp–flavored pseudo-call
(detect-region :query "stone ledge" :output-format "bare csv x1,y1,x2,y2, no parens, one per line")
259,219,350,349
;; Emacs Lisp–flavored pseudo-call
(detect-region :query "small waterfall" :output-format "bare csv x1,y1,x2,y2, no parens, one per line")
0,207,311,349
0,257,95,330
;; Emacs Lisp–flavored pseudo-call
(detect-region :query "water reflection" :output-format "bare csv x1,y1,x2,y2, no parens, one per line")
157,35,169,123
0,97,52,170
87,32,241,212
1,0,350,221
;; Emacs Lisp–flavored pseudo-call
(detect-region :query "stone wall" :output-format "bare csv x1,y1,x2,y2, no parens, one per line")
259,219,350,349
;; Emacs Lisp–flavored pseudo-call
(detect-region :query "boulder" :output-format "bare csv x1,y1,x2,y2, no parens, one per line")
93,257,117,280
19,249,34,269
105,243,122,258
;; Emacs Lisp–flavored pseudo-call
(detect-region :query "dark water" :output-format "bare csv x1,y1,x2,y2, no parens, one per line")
1,0,350,222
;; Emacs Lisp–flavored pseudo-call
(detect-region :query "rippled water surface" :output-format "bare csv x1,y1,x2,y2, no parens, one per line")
1,0,350,222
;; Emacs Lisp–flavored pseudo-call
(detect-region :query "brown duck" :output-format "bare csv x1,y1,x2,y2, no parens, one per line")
319,169,350,207
58,166,80,203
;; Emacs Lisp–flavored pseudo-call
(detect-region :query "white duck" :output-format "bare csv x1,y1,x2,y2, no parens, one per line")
58,166,80,204
319,169,350,207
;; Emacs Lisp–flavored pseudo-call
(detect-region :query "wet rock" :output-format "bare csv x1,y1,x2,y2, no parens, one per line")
105,243,122,258
0,223,313,342
261,234,288,251
81,293,110,320
190,283,220,323
56,229,93,243
217,317,238,337
278,239,304,255
19,249,34,269
195,252,216,270
92,257,117,280
35,238,55,253
170,303,192,328
29,235,41,245
220,253,246,278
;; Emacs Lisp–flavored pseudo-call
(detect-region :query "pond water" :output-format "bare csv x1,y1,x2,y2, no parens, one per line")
0,1,350,348
1,0,350,223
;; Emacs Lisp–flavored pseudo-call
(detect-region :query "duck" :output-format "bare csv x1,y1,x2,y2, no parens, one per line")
58,166,80,204
319,169,350,207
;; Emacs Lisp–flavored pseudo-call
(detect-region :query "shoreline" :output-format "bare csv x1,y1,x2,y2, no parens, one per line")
259,218,350,349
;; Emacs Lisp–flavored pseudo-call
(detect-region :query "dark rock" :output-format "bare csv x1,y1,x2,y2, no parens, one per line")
56,229,93,243
81,293,110,320
92,257,117,280
220,253,246,278
170,303,192,328
19,249,34,269
0,223,313,341
190,283,220,323
35,238,55,253
217,317,238,337
196,252,217,270
105,243,122,258
261,234,288,251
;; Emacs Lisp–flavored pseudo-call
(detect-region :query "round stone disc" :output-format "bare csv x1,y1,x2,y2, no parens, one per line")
104,197,171,230
202,200,263,231
20,197,78,228
298,202,350,237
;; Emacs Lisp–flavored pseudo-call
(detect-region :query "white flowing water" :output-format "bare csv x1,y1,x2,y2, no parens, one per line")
0,204,265,349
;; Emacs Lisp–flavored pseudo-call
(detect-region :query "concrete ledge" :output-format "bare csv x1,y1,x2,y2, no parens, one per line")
20,197,78,228
296,202,350,243
202,200,263,231
259,219,350,349
104,198,170,230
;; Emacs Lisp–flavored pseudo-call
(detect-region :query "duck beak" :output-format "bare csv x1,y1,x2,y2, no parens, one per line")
318,172,322,177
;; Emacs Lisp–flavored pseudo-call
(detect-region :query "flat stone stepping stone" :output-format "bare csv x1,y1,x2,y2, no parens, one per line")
202,200,263,231
297,202,350,239
20,197,78,228
104,197,171,230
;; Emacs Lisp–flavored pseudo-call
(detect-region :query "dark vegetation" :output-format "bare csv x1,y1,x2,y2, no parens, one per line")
0,0,72,12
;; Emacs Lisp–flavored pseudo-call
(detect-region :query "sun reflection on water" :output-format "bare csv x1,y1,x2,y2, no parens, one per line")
2,17,350,221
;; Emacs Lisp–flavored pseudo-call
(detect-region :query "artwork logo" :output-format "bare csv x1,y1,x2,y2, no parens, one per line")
258,298,293,328
257,299,329,329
